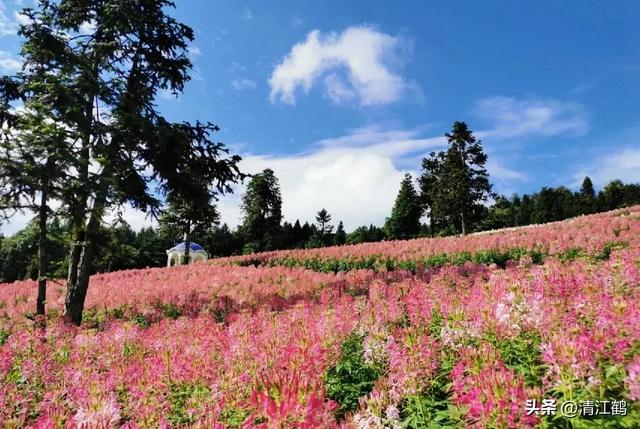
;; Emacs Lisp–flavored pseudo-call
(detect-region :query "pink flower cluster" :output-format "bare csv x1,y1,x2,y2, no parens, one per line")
0,206,638,427
214,206,640,267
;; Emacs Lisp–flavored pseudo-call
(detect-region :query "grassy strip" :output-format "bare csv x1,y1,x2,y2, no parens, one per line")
233,241,627,274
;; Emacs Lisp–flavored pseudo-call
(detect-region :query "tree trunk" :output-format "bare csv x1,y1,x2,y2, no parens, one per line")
183,223,191,265
428,208,435,237
64,193,105,325
36,185,48,317
460,211,467,236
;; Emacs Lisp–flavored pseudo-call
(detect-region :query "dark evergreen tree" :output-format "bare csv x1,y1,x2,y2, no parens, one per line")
292,220,304,247
420,122,492,235
480,195,515,230
599,180,626,211
204,223,241,257
301,222,312,245
239,168,282,252
280,221,295,249
315,209,333,235
419,152,444,236
384,174,422,239
334,221,346,245
517,194,534,226
0,0,244,325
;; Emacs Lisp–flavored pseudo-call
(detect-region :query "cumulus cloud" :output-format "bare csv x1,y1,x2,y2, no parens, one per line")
0,2,18,36
475,96,589,139
13,10,31,26
572,148,640,187
0,210,32,236
105,203,157,231
216,127,445,230
230,78,257,90
0,50,22,73
0,122,529,235
79,19,96,35
269,25,413,106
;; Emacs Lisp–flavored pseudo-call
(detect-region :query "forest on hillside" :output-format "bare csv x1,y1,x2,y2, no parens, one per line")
2,169,639,283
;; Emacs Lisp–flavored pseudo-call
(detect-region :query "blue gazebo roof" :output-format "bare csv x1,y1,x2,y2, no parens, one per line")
172,242,205,252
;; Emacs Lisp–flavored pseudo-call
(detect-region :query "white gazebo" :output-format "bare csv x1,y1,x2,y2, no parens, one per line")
166,242,208,266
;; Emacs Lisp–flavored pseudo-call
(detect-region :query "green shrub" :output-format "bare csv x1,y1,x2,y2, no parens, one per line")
325,333,385,420
167,382,210,427
400,354,465,429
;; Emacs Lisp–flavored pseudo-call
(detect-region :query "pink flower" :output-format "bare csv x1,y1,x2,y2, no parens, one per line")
626,357,640,401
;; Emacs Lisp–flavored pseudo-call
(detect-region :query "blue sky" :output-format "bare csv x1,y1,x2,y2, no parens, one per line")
1,0,639,233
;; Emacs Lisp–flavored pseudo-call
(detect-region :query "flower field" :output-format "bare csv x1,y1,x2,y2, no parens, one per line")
1,207,639,428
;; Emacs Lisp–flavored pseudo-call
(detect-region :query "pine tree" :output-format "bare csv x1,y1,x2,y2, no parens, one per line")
240,169,282,251
334,221,346,245
1,0,244,325
578,176,596,214
315,209,333,235
420,122,492,235
384,174,422,239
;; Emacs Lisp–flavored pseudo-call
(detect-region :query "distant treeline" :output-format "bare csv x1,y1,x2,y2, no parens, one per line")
479,178,640,231
2,121,640,283
1,176,638,284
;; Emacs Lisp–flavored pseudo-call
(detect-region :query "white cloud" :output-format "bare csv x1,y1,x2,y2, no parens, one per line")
324,73,355,103
79,20,96,35
230,78,257,90
475,96,589,139
0,2,18,36
158,88,179,101
106,203,157,231
572,148,640,187
215,126,444,230
0,209,32,236
241,6,253,20
0,50,22,73
0,126,443,235
486,159,527,181
187,45,202,59
269,25,412,106
13,10,30,26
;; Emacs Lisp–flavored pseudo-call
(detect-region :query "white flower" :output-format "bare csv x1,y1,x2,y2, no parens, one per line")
385,404,400,420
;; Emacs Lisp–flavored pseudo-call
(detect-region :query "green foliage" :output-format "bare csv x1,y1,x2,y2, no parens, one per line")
167,382,211,427
133,314,150,329
325,333,385,420
0,222,38,282
240,169,283,252
542,362,640,428
346,224,386,244
558,247,586,262
160,303,182,320
480,179,640,236
0,328,9,345
219,406,250,427
400,354,465,429
490,331,545,387
334,221,347,245
595,241,628,261
420,122,493,235
385,174,423,239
